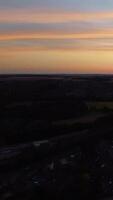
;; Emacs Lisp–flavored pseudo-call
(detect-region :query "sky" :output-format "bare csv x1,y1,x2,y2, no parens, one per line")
1,0,113,73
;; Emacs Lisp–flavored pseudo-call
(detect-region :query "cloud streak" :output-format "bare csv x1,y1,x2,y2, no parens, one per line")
1,29,113,41
1,9,113,24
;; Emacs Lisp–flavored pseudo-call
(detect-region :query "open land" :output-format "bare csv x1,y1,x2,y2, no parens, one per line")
1,74,113,199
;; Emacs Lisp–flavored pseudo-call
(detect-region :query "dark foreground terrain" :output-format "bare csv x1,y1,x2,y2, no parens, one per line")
1,74,113,199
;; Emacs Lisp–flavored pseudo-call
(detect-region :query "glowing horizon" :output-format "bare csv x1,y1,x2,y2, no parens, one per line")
1,0,113,74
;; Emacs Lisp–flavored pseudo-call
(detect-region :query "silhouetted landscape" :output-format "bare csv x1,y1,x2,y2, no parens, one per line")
1,74,113,199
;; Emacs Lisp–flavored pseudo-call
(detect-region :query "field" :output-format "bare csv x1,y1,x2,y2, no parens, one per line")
87,101,113,111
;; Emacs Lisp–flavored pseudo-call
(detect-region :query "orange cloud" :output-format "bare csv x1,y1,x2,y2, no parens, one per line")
1,29,113,41
0,9,113,23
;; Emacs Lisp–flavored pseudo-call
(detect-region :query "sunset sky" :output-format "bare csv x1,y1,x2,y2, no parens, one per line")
1,0,113,73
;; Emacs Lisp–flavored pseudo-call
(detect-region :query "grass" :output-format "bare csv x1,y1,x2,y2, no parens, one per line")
87,101,113,110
